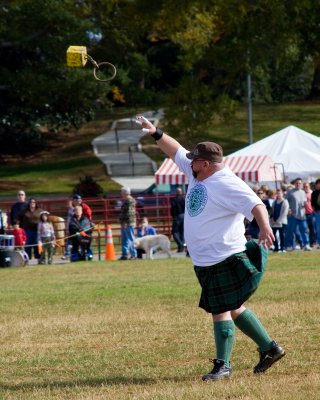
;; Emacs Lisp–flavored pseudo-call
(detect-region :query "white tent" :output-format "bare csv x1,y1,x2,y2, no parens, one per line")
229,125,320,181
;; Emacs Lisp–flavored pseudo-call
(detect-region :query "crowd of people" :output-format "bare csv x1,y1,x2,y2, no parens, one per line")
3,192,94,265
1,177,319,265
248,178,320,252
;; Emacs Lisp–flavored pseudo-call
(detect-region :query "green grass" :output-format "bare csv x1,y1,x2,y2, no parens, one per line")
0,251,319,399
1,103,320,196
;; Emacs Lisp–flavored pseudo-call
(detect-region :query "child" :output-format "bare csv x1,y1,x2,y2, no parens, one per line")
136,217,156,259
37,211,55,265
11,220,26,250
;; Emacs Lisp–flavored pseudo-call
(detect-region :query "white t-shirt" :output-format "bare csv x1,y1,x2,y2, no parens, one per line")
175,146,263,266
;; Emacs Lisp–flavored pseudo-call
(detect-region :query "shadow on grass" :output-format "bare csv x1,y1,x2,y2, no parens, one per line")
0,376,157,391
0,374,197,391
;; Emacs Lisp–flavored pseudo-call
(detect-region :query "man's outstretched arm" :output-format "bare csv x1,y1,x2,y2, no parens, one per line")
136,116,180,160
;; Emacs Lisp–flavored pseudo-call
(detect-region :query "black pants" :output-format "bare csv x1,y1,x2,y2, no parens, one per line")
272,226,285,251
172,214,184,251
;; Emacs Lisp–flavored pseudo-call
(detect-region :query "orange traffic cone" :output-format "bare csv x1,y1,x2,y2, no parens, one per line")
105,225,116,261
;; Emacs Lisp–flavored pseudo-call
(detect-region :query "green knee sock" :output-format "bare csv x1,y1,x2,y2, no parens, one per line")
234,309,273,351
214,320,235,365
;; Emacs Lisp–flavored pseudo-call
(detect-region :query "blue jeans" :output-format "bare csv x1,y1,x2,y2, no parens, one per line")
314,212,320,245
25,229,40,259
306,213,316,246
121,225,137,258
285,216,309,248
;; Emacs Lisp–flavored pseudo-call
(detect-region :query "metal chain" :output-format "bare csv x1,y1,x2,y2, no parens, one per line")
85,54,99,69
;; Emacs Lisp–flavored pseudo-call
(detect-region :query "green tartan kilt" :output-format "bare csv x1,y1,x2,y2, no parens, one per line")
194,240,268,314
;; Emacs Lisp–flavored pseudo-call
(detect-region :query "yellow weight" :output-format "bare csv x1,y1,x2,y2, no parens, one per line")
66,46,87,67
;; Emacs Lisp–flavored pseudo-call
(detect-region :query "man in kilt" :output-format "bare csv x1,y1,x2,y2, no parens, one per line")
136,116,285,381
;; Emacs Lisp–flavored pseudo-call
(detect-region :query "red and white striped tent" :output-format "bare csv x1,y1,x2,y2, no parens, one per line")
155,155,282,184
224,154,282,182
155,158,188,185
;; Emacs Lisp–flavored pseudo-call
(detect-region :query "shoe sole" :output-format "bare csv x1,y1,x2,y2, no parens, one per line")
254,351,286,373
202,372,232,381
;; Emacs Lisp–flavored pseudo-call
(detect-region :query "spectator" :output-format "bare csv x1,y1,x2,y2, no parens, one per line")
19,198,42,260
136,217,157,259
9,220,26,250
311,178,320,249
72,194,92,221
10,190,27,225
285,178,311,251
62,199,74,259
0,208,5,234
119,187,137,260
266,189,276,206
270,190,289,252
170,187,185,252
248,190,271,239
37,211,55,265
260,184,269,192
303,182,315,247
68,205,93,261
251,184,259,194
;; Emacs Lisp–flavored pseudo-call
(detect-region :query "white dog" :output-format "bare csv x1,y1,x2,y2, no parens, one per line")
134,234,171,259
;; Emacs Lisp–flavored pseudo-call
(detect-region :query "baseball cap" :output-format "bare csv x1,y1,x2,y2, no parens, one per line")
186,142,223,163
72,194,82,200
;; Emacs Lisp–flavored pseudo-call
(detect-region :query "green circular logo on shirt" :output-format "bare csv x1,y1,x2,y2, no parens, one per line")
186,184,208,217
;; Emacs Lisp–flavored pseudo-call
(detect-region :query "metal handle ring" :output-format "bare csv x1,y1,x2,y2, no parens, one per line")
93,62,117,82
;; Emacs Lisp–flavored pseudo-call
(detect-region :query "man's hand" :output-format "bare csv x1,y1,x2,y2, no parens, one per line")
135,115,156,134
252,204,275,249
258,225,275,249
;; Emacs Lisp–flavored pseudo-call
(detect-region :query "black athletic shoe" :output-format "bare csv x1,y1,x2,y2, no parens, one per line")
202,359,232,381
118,256,128,260
254,341,286,373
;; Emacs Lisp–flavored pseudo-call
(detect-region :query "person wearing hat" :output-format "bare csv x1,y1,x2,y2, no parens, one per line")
72,194,92,221
135,116,285,381
37,211,56,265
68,205,93,262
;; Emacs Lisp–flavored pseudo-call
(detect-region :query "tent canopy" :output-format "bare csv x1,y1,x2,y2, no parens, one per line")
155,158,187,185
224,155,282,182
155,156,281,185
229,125,320,180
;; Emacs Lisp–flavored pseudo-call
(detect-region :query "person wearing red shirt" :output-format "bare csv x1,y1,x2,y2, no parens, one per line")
72,194,92,221
303,182,315,247
10,221,26,250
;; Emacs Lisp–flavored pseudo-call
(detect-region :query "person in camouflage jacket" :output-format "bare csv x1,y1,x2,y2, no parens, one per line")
119,187,137,260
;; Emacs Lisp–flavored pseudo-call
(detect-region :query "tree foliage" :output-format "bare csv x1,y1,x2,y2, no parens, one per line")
0,0,110,154
1,0,320,153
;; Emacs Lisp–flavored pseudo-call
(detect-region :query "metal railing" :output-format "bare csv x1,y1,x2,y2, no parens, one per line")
0,194,174,252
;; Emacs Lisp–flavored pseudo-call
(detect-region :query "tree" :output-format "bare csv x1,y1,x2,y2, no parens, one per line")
0,0,111,154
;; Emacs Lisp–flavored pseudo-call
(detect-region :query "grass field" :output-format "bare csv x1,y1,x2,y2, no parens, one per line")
0,251,319,399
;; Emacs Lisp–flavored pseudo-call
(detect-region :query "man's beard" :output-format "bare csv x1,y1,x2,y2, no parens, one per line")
192,167,198,178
